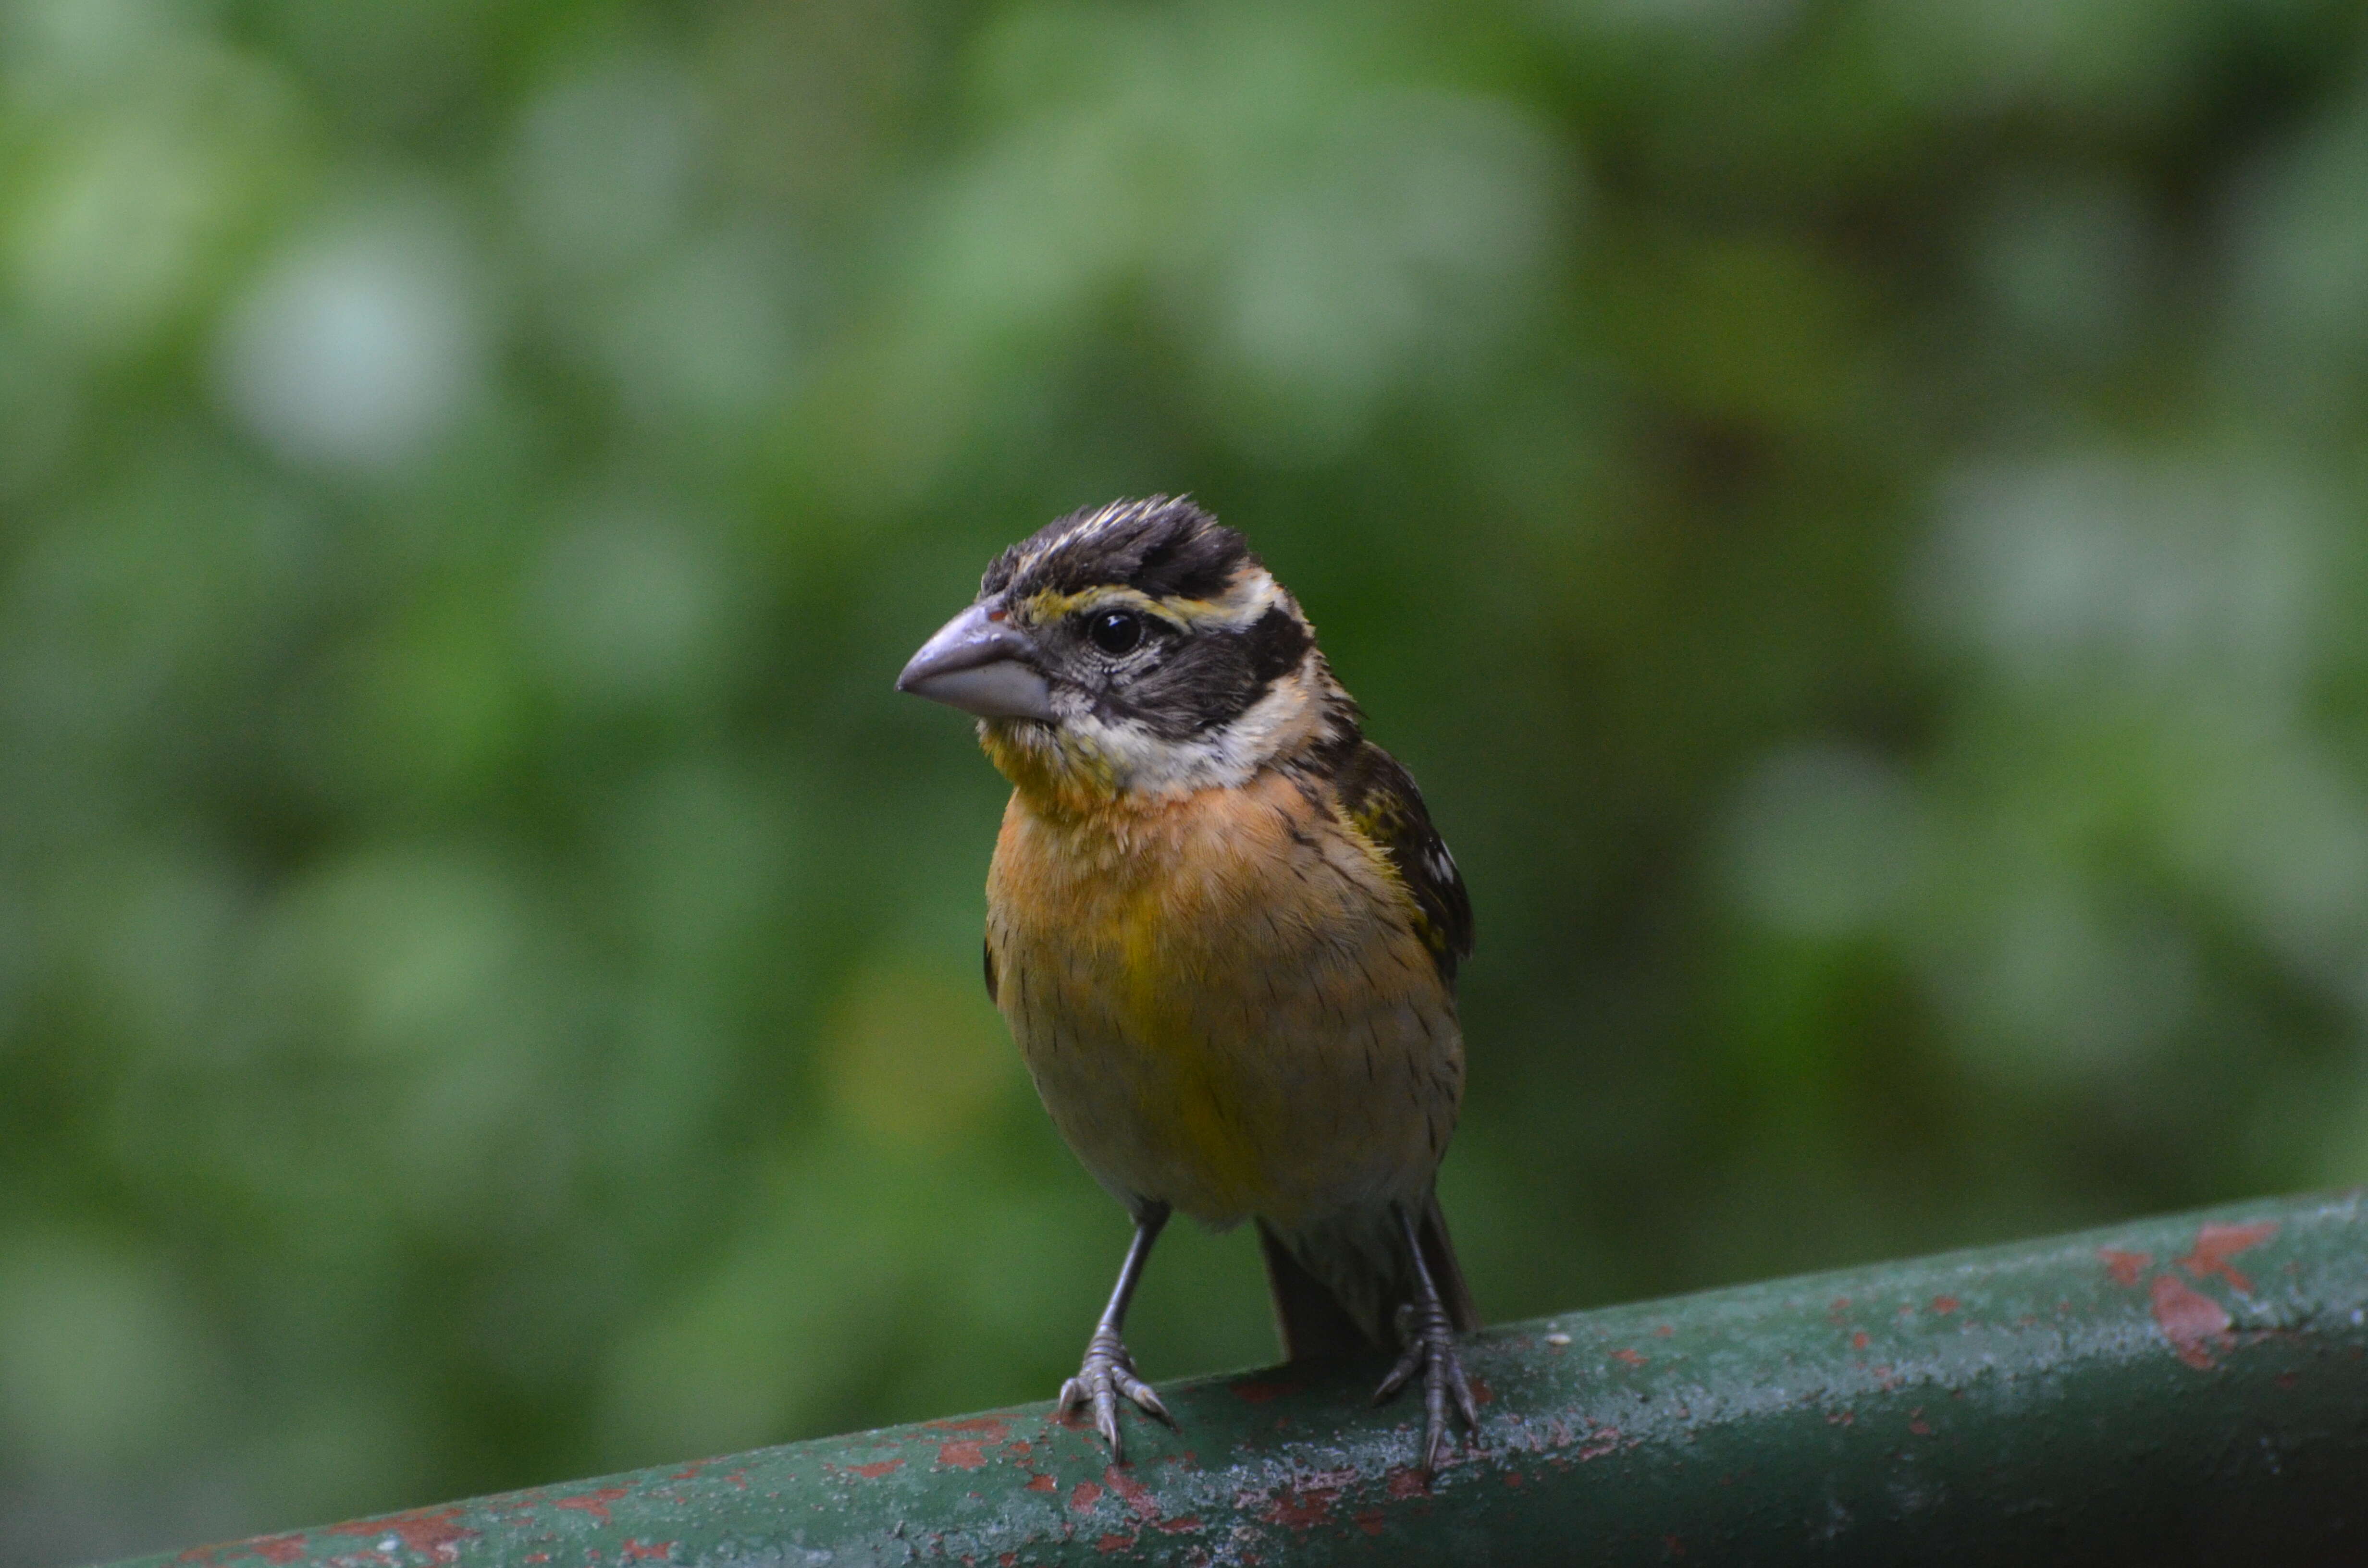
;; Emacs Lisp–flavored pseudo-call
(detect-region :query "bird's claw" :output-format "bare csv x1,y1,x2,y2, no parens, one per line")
1374,1302,1479,1472
1059,1326,1173,1461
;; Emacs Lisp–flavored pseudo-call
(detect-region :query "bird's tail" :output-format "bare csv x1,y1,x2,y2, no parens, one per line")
1258,1191,1478,1361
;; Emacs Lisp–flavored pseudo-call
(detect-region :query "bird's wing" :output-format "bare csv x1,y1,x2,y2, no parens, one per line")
1332,742,1474,983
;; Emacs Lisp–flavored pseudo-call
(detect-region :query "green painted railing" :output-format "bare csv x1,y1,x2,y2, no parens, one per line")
116,1190,2368,1567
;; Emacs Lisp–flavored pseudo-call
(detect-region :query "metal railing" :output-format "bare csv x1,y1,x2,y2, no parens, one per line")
113,1188,2368,1566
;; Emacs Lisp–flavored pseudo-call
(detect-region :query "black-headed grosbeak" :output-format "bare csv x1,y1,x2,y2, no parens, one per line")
896,497,1478,1472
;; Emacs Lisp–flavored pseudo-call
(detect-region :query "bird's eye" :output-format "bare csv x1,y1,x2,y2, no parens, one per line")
1087,609,1145,656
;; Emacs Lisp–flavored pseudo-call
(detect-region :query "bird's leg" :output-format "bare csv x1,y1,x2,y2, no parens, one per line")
1373,1204,1480,1472
1058,1201,1175,1461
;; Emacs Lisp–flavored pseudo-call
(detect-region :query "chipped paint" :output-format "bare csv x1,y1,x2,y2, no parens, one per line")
551,1489,629,1526
2149,1274,2234,1370
2179,1221,2279,1293
2098,1248,2151,1286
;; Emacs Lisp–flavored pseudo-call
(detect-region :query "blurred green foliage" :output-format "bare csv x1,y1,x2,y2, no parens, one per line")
6,0,2368,1557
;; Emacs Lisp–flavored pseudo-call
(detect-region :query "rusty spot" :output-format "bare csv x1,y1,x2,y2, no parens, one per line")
1930,1295,1959,1315
1504,1471,1525,1489
1024,1473,1056,1493
1469,1377,1495,1406
1070,1481,1103,1511
1230,1379,1298,1403
247,1537,308,1566
1106,1466,1162,1520
1578,1425,1622,1461
1007,1440,1032,1461
2179,1221,2279,1294
1830,1297,1851,1314
1095,1533,1135,1553
1908,1408,1931,1437
619,1543,673,1562
1385,1468,1430,1499
1825,1409,1854,1427
1654,1324,1674,1337
999,1555,1018,1568
1611,1348,1646,1366
1353,1508,1387,1537
327,1508,478,1563
937,1441,988,1470
550,1486,631,1524
1152,1516,1205,1535
2149,1274,2233,1370
845,1460,904,1481
1850,1331,1869,1351
1258,1473,1351,1531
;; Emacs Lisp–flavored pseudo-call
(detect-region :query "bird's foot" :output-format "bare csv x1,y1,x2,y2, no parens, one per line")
1058,1325,1174,1461
1375,1299,1480,1473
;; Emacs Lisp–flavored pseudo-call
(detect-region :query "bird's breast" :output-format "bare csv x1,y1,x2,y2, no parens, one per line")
985,771,1460,1226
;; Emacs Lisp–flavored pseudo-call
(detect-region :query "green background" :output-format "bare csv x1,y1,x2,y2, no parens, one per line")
7,0,2368,1559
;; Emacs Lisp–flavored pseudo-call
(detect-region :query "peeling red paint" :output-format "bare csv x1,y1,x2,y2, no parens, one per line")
937,1442,988,1470
1069,1481,1103,1511
1353,1508,1387,1537
248,1536,308,1565
1024,1473,1056,1493
1385,1468,1430,1499
619,1542,673,1561
1104,1465,1162,1522
1152,1516,1205,1535
1611,1348,1646,1366
1930,1295,1959,1315
1578,1425,1622,1461
1094,1533,1135,1553
2150,1273,2233,1370
2179,1221,2279,1294
844,1460,903,1481
552,1487,631,1525
999,1554,1018,1568
1258,1472,1353,1531
1468,1377,1495,1406
928,1416,1012,1442
326,1508,477,1563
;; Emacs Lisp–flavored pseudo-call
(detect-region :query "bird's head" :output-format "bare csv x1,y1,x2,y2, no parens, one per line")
897,497,1355,810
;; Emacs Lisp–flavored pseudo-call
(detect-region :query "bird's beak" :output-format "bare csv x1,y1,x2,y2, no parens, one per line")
895,601,1057,721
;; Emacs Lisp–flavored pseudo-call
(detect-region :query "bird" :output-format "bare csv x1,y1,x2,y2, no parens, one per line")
895,496,1478,1473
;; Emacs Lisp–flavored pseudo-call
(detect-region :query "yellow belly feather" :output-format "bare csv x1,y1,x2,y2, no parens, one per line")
986,771,1460,1226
